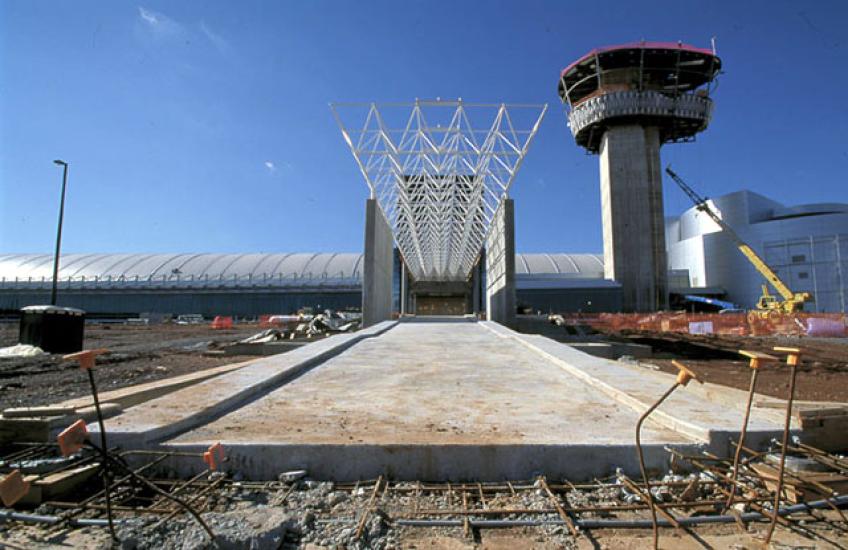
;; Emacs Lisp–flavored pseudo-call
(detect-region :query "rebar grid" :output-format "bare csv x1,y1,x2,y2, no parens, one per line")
4,443,845,544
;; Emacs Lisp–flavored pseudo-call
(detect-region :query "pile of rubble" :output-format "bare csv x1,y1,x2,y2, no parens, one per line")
241,310,361,344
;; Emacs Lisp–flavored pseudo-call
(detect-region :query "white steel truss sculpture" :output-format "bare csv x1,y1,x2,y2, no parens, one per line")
331,100,547,282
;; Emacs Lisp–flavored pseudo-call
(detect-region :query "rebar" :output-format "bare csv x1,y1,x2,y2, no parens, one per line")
86,365,117,542
86,442,217,544
725,366,759,511
637,360,703,548
764,348,800,545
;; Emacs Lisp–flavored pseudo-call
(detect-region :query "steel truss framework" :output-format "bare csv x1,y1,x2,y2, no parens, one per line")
332,100,546,282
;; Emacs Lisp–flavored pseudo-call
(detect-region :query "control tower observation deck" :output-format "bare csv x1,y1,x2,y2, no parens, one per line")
558,42,721,312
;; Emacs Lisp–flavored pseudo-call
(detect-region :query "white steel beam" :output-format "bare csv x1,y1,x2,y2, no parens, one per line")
331,99,546,282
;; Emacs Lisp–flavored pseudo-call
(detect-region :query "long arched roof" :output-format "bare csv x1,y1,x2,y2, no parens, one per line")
0,253,364,288
515,253,603,278
0,253,604,289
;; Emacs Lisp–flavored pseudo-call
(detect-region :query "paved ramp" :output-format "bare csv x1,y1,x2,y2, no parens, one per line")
95,319,792,481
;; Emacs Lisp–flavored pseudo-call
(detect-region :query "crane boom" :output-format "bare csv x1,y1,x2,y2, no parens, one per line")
665,166,810,312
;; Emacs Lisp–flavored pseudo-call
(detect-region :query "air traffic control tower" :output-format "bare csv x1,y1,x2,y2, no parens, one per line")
558,42,721,312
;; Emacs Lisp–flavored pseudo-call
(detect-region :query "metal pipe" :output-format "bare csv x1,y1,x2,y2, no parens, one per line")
393,494,848,529
87,367,117,542
51,160,69,305
6,495,846,532
0,509,127,527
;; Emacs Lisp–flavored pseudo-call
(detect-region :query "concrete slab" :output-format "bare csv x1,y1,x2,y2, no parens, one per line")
56,357,259,410
223,340,309,356
483,322,790,452
166,320,699,480
94,319,796,482
91,321,396,447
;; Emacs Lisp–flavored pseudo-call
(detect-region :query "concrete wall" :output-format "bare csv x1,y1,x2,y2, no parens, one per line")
599,125,668,312
362,199,394,326
485,199,516,326
516,287,622,314
0,289,360,317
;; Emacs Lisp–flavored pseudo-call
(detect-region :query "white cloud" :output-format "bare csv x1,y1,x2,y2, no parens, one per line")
137,6,185,38
199,20,231,54
137,8,233,56
264,161,276,172
138,6,158,25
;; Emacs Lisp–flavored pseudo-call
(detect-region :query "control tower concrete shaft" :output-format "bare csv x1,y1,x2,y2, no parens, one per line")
558,42,721,312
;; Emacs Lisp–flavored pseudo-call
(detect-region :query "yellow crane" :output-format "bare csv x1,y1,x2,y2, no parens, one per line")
665,166,811,316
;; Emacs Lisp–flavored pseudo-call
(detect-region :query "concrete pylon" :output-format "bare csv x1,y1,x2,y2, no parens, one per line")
485,198,516,326
362,199,393,327
558,42,721,312
599,126,668,312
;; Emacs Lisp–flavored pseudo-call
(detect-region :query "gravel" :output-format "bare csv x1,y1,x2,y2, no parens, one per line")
3,469,735,549
116,506,295,549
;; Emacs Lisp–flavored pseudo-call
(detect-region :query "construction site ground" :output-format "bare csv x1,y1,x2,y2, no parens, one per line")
3,320,847,412
1,319,846,548
0,322,262,411
516,315,848,403
613,330,848,403
3,475,846,549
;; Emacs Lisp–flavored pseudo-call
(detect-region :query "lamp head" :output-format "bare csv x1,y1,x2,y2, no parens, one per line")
53,159,67,166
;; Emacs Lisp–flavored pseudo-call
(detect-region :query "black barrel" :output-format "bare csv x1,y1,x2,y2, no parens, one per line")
19,305,85,354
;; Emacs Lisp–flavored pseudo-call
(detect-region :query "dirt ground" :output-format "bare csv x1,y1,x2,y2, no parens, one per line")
616,331,848,403
0,321,846,548
0,322,262,410
5,524,848,550
3,321,846,412
397,521,848,550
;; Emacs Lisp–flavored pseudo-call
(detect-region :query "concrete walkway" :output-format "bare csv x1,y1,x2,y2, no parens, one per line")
167,320,698,480
94,319,792,481
95,321,397,446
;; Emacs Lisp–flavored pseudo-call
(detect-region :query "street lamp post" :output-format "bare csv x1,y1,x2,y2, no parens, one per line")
51,160,69,306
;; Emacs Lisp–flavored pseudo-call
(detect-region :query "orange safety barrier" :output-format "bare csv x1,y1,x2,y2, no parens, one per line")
211,315,233,329
552,312,847,338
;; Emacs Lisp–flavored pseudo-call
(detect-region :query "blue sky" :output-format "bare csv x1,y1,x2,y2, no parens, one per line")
1,1,846,255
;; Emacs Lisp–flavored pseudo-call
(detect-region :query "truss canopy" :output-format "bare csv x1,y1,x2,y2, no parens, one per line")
332,100,546,282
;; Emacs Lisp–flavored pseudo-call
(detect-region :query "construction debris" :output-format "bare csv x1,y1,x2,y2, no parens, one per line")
298,310,361,337
0,439,846,549
0,344,46,358
238,329,287,344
